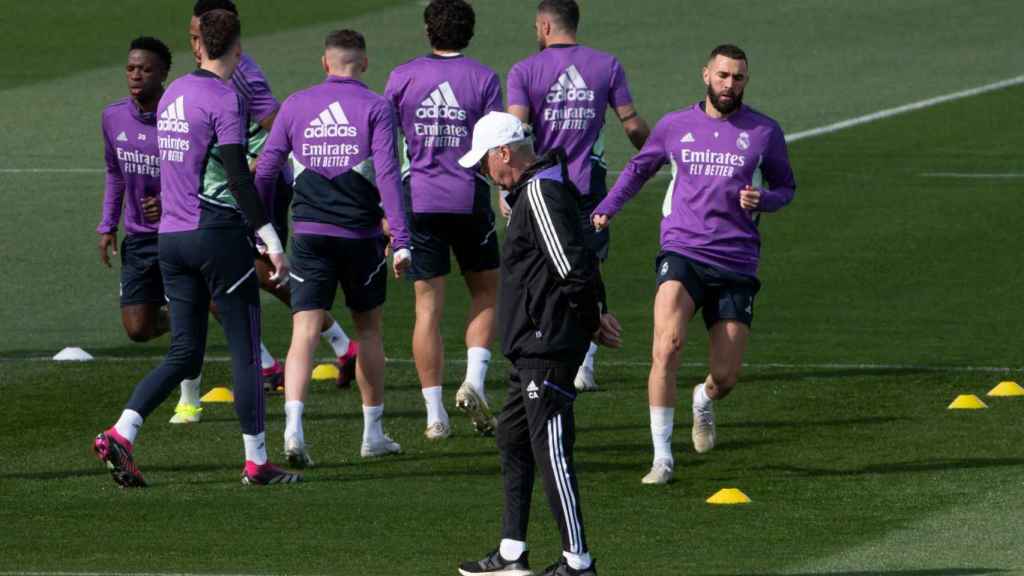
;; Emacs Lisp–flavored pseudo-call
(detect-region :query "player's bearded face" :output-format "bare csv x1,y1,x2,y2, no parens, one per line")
707,82,744,115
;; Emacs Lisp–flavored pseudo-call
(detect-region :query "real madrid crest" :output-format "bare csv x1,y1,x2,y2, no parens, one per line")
736,131,750,151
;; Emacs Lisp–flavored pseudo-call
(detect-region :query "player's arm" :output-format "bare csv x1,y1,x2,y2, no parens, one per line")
527,180,603,335
253,101,293,218
615,103,651,150
370,102,411,277
97,116,124,268
484,72,504,114
608,58,649,150
592,116,670,229
751,125,796,213
506,62,531,125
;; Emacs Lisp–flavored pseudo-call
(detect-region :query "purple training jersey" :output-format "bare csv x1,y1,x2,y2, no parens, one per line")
385,53,502,213
98,97,161,236
157,70,247,233
254,76,409,249
596,102,796,276
507,44,633,196
233,54,278,126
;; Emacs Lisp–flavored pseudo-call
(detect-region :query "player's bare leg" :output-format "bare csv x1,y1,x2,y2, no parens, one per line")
456,269,498,435
413,276,450,439
121,304,169,343
643,280,696,484
692,321,749,454
282,309,323,467
352,306,400,457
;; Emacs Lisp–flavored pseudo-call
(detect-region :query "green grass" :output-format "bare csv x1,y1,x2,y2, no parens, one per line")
2,1,1024,574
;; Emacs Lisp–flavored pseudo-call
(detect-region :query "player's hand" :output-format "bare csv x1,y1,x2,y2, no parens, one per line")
99,233,118,268
592,213,610,232
267,251,290,288
593,312,622,349
739,185,761,211
142,196,161,223
499,195,512,218
381,218,392,258
392,248,411,279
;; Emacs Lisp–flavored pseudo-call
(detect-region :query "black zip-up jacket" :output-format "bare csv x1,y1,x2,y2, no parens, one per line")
499,151,606,368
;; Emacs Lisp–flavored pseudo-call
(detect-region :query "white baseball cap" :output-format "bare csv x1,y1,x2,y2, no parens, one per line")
457,111,528,168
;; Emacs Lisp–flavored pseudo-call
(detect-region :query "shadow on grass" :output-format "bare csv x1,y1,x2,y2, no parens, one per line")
704,565,1007,569
752,457,1024,478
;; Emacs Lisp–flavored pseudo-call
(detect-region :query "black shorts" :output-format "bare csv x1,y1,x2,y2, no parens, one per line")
159,227,260,304
579,163,610,261
405,179,499,281
289,234,388,313
120,233,165,307
655,251,761,329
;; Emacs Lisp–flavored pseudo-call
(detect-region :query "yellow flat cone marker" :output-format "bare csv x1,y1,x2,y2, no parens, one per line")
988,381,1024,397
200,387,234,403
311,363,340,381
706,488,751,505
947,394,986,410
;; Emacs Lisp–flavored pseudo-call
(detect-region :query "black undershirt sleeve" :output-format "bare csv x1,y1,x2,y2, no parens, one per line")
219,143,269,230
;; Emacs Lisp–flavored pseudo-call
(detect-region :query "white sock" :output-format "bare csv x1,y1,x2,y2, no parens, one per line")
321,321,351,357
114,409,143,444
650,406,675,464
421,386,448,425
563,551,593,571
259,342,275,370
284,400,304,444
243,432,268,465
178,375,202,406
464,346,491,396
694,382,712,410
362,404,384,443
582,342,598,370
499,539,527,561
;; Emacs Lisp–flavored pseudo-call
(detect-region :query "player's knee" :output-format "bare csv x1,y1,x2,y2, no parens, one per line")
652,332,682,365
123,318,153,342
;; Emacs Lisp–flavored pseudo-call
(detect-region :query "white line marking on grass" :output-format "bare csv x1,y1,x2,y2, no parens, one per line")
4,75,1024,178
920,172,1024,179
786,74,1024,142
5,355,1020,373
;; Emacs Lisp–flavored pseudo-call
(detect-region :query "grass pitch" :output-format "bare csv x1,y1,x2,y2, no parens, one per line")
2,1,1024,575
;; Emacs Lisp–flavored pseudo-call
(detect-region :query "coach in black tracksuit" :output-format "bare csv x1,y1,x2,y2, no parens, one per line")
457,112,620,576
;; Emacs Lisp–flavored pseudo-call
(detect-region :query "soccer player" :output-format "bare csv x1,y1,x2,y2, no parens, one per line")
97,37,172,344
92,9,300,487
592,44,797,484
169,0,359,420
507,0,650,393
457,112,620,576
255,29,410,466
384,0,503,439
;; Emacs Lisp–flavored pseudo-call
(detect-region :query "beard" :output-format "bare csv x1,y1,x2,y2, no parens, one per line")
707,84,744,115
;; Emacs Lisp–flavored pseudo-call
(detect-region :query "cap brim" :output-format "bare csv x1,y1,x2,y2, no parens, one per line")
458,147,488,169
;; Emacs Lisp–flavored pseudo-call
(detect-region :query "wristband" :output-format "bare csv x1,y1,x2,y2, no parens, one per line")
394,248,411,263
255,223,284,255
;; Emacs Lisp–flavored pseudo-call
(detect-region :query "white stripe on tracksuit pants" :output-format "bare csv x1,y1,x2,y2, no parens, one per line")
497,364,587,555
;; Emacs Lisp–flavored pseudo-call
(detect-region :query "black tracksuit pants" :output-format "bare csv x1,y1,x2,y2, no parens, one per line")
497,362,587,555
124,227,265,435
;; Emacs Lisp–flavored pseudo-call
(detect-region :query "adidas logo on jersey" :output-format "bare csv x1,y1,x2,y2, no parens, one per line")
546,65,595,104
158,95,190,134
116,131,128,142
416,82,466,120
304,101,358,139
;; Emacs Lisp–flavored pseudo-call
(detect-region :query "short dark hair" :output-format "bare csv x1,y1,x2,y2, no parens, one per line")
130,36,172,72
709,44,747,63
200,9,241,60
324,29,366,52
537,0,579,32
193,0,237,16
424,0,475,51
